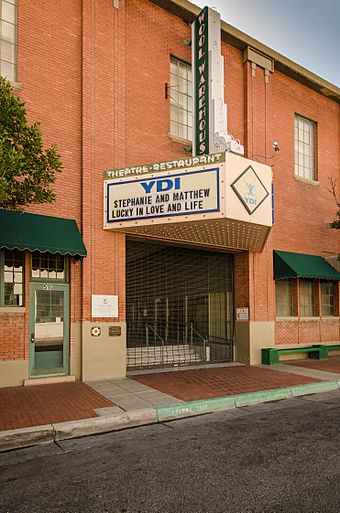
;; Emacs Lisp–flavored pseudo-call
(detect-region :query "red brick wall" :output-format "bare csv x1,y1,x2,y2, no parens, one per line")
18,0,82,222
243,58,340,344
270,71,340,257
223,45,245,144
234,253,249,309
276,318,340,345
0,312,26,360
1,0,339,368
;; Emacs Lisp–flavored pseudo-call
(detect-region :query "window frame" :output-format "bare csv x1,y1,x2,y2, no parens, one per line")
321,281,336,317
30,252,70,283
0,248,25,306
275,279,296,317
169,55,192,143
294,114,317,182
0,0,18,82
299,278,317,317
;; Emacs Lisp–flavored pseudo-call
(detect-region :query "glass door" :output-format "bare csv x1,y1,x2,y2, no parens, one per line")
29,283,69,376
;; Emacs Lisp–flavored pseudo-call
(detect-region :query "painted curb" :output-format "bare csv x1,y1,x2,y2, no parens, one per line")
53,408,158,441
157,396,236,422
290,380,339,397
0,424,55,453
156,381,340,421
234,387,292,407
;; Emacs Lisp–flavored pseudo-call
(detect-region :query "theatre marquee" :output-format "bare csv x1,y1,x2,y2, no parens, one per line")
103,152,273,252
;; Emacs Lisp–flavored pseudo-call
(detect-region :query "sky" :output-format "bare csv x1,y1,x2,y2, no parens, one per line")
194,0,340,87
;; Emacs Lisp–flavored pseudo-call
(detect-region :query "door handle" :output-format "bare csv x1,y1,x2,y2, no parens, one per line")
30,333,35,344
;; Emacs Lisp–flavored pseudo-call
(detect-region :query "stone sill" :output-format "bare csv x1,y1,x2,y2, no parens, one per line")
10,81,22,90
294,175,320,187
276,316,339,322
0,307,25,314
24,375,75,386
168,133,192,146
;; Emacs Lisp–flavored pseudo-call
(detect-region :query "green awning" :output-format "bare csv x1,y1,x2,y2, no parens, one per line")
274,250,340,281
0,209,87,257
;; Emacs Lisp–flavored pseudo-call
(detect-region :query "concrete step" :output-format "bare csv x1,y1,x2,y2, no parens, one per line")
127,344,205,367
127,344,199,352
127,359,203,368
127,355,203,363
127,351,202,359
128,346,201,354
127,353,203,361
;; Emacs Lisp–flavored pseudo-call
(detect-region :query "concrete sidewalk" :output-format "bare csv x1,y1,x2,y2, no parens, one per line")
89,376,181,416
2,361,340,453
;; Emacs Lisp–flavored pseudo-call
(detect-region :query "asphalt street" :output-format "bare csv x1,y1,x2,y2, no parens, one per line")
2,391,340,513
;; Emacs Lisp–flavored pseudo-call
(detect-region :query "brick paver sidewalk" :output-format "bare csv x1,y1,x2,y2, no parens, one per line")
132,365,321,402
283,357,340,374
0,382,112,431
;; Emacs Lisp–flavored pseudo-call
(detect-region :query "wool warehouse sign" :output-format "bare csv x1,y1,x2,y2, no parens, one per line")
192,6,209,155
191,6,244,156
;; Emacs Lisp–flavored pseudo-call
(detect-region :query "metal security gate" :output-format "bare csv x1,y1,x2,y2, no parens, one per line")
126,239,234,369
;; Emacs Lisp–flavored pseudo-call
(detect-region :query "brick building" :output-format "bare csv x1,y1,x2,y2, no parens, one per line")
0,0,339,387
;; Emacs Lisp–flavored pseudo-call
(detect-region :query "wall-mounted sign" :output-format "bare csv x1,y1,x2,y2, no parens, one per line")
231,166,269,215
192,6,209,155
91,295,118,318
191,7,244,156
105,168,220,224
108,326,122,337
236,307,249,320
103,152,225,180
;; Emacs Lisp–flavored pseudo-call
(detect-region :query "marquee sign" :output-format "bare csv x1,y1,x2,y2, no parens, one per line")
103,152,225,180
103,152,273,252
105,168,220,224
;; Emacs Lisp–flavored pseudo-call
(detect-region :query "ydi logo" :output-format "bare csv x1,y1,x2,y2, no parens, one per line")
140,177,181,194
231,166,269,215
245,183,256,205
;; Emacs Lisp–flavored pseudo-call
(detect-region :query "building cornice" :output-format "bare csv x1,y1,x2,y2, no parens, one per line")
150,0,340,104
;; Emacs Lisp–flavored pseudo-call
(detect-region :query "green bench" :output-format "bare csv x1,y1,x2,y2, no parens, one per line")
262,345,340,365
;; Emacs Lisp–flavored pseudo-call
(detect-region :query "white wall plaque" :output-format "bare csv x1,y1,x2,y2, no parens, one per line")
236,307,249,320
91,295,118,318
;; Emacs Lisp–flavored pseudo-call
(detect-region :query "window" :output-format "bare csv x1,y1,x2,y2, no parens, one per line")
321,281,336,316
276,280,295,317
294,114,316,181
0,249,24,306
0,0,17,81
31,252,67,281
276,278,338,318
299,279,315,317
169,56,192,141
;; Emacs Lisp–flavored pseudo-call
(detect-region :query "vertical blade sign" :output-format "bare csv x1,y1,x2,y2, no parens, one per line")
192,7,209,156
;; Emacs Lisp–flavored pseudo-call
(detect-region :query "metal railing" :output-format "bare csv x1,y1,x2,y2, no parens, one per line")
185,322,208,362
145,323,165,365
126,320,232,368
